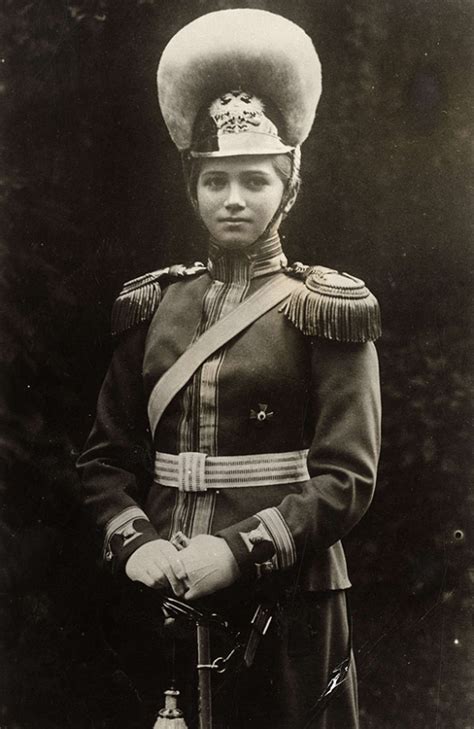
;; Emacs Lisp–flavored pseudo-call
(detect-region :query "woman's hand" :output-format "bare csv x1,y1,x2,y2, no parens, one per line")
125,539,187,596
177,534,240,601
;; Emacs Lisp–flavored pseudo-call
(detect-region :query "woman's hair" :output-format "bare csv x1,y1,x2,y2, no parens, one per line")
271,153,295,184
271,152,301,216
182,151,301,217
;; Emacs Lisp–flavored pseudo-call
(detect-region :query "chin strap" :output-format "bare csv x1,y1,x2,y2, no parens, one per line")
181,152,201,217
261,146,301,238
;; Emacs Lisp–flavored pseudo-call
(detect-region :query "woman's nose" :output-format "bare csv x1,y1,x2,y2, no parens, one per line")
224,183,245,210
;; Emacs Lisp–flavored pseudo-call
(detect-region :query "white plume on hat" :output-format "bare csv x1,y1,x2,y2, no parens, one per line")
157,9,322,152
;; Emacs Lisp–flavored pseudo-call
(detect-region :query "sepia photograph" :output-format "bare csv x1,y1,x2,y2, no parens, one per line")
1,1,472,728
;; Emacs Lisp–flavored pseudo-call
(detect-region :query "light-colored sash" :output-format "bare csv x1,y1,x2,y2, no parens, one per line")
147,273,299,438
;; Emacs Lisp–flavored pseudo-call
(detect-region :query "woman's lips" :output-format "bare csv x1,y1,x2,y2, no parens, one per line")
219,218,250,223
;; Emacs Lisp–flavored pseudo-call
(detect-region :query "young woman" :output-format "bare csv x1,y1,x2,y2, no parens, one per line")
78,10,381,728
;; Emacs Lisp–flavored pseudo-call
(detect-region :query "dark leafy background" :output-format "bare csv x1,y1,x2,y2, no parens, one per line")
1,1,473,727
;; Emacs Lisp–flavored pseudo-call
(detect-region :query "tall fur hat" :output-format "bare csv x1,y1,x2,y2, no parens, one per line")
157,9,322,157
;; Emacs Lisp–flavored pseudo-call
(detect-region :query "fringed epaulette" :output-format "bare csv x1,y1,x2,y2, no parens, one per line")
111,262,206,336
282,263,381,342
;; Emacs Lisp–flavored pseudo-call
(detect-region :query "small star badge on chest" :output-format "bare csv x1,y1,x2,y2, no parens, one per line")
249,403,274,427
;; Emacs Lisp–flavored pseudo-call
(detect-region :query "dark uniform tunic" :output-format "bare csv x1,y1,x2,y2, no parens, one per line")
78,234,381,728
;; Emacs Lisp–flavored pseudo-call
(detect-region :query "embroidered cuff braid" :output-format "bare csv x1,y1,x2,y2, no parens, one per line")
104,506,159,572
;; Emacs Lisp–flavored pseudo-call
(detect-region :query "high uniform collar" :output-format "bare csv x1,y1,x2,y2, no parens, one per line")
207,232,287,283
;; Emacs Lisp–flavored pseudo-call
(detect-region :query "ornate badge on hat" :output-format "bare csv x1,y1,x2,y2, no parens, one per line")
157,9,322,157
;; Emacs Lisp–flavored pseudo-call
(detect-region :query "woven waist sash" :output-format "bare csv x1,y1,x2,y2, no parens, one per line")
154,450,310,492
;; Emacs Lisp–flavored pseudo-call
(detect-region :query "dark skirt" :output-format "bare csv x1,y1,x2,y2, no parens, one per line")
103,584,358,729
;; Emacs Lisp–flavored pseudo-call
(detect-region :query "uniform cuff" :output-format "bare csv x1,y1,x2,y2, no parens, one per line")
217,515,276,578
217,516,261,578
256,507,297,570
104,507,158,573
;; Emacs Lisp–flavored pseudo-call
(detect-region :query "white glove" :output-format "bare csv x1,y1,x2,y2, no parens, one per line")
125,539,187,596
177,534,240,601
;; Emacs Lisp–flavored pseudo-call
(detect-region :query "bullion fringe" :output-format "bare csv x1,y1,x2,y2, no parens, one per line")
111,263,207,336
281,267,382,343
111,277,163,336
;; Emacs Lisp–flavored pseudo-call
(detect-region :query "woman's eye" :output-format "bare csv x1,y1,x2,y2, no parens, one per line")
245,176,268,189
203,177,226,189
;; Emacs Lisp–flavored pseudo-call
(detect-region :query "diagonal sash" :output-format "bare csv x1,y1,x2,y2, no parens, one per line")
147,273,299,438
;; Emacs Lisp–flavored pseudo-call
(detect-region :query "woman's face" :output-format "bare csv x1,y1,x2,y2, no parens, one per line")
196,155,285,249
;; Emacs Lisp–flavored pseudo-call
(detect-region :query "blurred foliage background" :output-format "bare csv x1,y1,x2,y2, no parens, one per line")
0,0,473,727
